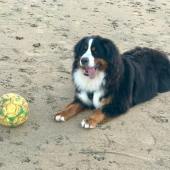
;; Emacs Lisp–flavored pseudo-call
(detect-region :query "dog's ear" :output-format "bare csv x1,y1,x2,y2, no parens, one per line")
74,37,87,58
102,38,120,63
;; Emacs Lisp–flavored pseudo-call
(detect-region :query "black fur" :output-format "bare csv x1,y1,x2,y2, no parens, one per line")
72,36,170,118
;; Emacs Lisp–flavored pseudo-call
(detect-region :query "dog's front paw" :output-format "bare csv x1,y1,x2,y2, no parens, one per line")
81,119,96,129
54,113,65,122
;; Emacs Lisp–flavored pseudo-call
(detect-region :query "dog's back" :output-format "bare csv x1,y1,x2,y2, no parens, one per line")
122,47,170,105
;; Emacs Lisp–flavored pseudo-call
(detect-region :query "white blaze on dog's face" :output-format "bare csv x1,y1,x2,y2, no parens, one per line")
79,38,97,79
80,38,95,68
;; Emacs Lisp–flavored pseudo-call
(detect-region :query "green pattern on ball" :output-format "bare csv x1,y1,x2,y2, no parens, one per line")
0,93,29,127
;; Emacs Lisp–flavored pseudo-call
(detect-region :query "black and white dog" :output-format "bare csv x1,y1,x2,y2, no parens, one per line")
55,36,170,128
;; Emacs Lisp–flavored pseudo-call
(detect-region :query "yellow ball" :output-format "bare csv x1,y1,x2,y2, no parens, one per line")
0,93,29,127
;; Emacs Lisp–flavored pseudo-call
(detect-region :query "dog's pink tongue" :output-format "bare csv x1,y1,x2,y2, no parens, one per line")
85,67,96,78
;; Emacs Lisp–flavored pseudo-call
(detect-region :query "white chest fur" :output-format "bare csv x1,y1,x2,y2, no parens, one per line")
77,90,104,108
73,69,105,92
73,69,105,108
77,91,92,106
93,90,104,108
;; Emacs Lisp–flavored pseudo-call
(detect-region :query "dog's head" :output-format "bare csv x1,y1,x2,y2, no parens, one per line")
73,36,120,79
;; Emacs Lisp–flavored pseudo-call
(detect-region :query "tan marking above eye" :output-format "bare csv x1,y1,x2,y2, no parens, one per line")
91,47,96,52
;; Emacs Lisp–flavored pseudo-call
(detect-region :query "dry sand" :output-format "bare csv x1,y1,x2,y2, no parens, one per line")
0,0,170,169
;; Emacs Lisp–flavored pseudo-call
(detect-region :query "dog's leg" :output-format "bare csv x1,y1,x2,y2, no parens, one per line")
81,109,106,128
55,102,85,122
81,97,131,128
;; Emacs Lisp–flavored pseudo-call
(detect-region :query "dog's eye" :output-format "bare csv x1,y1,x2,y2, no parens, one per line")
84,45,88,50
91,47,96,52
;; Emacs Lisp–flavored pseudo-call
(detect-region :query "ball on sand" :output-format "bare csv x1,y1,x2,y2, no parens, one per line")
0,93,29,127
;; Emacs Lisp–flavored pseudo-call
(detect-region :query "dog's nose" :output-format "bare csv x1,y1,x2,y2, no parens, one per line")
81,57,89,66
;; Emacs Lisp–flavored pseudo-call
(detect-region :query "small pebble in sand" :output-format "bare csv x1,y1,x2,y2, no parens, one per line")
30,24,38,27
33,43,41,48
15,36,24,40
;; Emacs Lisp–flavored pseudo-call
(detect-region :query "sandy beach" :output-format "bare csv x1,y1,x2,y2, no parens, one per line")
0,0,170,169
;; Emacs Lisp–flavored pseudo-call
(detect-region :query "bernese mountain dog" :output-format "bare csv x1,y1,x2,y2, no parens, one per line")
54,35,170,129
